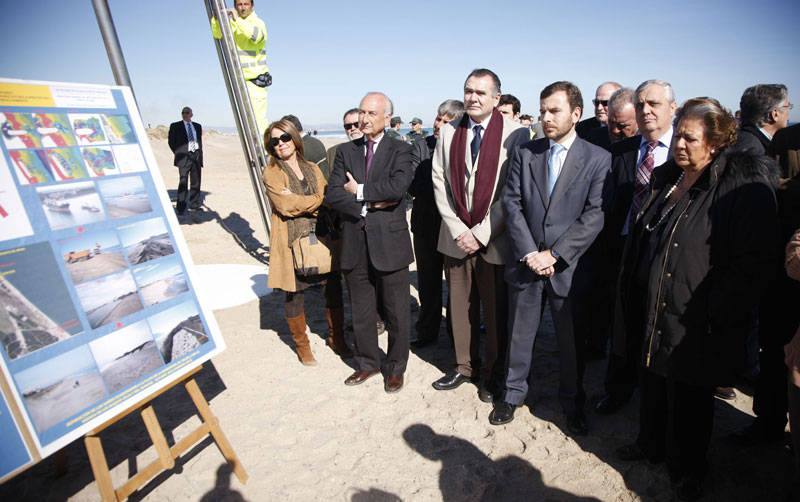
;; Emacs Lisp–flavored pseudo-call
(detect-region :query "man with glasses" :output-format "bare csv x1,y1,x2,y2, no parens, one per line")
325,108,364,179
576,81,622,142
736,84,791,156
168,107,203,215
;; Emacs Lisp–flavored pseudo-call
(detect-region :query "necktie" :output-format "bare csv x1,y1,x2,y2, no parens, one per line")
547,143,565,196
186,123,195,152
470,125,483,165
629,141,659,223
365,140,375,180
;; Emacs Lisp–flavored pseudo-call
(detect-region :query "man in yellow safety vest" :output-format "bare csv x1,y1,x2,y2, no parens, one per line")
211,0,269,136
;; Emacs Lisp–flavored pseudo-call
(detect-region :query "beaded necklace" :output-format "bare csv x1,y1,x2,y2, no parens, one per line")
645,171,686,232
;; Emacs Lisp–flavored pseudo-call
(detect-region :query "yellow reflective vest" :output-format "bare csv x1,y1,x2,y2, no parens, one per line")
211,12,268,80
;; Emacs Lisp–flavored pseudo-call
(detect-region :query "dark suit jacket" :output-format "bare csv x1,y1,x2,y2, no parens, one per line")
605,135,642,239
585,125,612,151
325,135,414,272
168,120,203,167
502,136,611,297
734,124,771,156
409,135,439,235
575,117,600,139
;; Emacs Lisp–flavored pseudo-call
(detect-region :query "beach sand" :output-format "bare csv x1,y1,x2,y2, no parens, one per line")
0,131,793,501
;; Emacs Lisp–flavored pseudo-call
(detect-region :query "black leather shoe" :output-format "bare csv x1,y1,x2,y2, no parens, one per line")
566,410,588,436
489,402,516,425
616,443,646,461
595,394,628,415
432,371,473,390
410,335,437,348
478,386,494,403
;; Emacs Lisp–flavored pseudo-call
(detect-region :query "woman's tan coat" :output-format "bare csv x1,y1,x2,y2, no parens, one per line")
262,162,327,292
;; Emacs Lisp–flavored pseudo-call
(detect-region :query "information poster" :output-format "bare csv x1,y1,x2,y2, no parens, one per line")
0,78,226,468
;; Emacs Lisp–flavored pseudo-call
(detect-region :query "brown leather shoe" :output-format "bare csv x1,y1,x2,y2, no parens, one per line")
344,369,380,386
384,374,404,393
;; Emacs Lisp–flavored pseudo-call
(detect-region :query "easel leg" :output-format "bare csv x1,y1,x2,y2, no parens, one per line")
85,435,118,502
184,378,249,484
141,404,175,470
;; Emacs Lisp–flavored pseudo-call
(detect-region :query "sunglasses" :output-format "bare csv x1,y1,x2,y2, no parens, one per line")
592,99,609,107
268,132,293,147
182,111,191,115
344,122,359,130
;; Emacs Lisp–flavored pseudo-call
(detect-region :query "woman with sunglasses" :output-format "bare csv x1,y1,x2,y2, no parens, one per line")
262,119,351,366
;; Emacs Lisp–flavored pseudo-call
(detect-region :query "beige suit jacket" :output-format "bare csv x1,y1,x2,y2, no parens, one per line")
432,116,524,265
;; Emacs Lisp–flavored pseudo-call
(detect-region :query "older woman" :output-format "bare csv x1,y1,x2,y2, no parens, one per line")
262,119,351,366
615,98,779,500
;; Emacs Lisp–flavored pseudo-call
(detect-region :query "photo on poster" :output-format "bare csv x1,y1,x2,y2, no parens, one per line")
118,217,174,265
58,230,126,284
35,181,106,230
0,242,82,361
112,144,147,173
0,154,34,242
0,112,41,149
97,176,152,219
88,320,163,395
148,300,208,364
68,113,106,145
81,147,120,177
30,113,76,148
133,256,187,307
42,148,90,181
8,150,53,185
75,269,143,329
14,345,107,434
100,115,136,144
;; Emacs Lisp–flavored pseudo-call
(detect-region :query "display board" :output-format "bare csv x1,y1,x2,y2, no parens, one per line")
0,78,226,477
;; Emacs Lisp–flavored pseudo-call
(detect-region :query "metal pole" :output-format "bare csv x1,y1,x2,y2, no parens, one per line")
204,0,272,239
90,0,135,101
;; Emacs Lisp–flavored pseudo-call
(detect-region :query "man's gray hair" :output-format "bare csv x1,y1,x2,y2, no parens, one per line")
437,99,465,121
739,84,788,127
634,79,676,104
608,88,635,113
363,92,393,117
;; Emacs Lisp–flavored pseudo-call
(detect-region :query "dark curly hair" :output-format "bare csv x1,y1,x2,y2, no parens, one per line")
674,97,738,151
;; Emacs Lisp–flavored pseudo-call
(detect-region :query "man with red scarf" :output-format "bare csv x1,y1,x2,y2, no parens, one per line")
491,81,610,435
430,69,526,402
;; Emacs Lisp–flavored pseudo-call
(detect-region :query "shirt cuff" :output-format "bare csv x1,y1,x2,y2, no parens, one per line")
356,184,364,201
521,251,537,262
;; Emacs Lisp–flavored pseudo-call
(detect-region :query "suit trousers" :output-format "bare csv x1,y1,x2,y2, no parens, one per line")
177,151,202,211
413,225,444,339
504,279,585,413
344,227,409,375
444,254,507,386
636,368,714,483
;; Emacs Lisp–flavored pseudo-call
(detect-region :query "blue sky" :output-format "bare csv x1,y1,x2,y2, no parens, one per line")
2,1,798,130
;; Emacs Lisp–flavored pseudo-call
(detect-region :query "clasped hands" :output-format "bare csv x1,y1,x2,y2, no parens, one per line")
456,230,481,255
525,250,557,277
344,172,397,210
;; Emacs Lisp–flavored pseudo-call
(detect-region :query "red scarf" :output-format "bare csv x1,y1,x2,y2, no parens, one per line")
449,108,503,228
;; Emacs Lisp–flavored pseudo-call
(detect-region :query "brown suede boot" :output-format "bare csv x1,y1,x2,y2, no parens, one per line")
286,312,317,366
326,307,352,358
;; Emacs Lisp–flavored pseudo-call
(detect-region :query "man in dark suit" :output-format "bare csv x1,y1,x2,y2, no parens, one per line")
325,92,414,393
575,81,621,141
409,99,464,348
490,81,610,435
736,84,789,156
595,79,677,415
168,107,203,214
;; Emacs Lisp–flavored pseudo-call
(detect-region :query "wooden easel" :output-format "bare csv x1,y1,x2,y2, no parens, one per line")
83,365,248,501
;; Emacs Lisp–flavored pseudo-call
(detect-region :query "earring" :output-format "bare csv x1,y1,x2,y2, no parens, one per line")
711,149,715,154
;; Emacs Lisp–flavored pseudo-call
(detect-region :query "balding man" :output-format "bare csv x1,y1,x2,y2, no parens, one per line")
587,87,640,150
595,79,678,415
576,81,622,140
325,92,414,393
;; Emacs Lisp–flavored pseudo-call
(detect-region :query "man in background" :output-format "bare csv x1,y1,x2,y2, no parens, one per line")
498,94,521,122
326,108,364,179
386,116,406,141
408,117,426,144
576,81,622,141
282,114,328,175
168,107,203,215
737,84,790,155
211,0,269,136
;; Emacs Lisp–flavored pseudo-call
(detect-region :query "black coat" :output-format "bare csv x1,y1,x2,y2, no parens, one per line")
617,151,780,385
168,121,203,167
733,124,770,156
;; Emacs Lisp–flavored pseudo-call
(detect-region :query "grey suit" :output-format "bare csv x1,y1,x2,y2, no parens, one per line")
501,136,610,412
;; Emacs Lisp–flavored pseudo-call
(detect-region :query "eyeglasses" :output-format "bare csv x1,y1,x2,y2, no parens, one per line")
592,99,609,107
779,103,794,111
343,122,359,130
268,132,293,147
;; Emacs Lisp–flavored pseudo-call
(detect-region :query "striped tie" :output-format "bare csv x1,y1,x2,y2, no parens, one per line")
629,141,659,222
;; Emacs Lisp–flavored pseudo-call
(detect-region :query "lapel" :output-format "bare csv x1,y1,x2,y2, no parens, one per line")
349,138,367,182
530,139,551,207
549,138,584,207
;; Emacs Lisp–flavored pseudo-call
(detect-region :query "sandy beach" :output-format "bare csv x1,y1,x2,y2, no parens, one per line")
0,131,794,502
